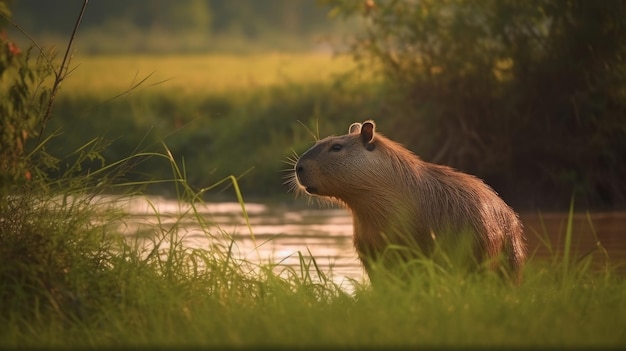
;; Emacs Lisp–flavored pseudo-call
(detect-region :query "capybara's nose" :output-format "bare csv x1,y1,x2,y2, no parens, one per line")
296,165,304,174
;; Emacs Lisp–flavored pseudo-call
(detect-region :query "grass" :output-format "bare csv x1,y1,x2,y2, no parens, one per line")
61,53,359,97
40,52,382,200
2,142,626,349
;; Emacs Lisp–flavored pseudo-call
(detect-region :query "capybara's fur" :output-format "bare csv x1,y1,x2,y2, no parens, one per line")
293,120,526,283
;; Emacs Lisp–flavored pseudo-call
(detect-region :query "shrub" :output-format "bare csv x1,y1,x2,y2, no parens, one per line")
0,26,51,192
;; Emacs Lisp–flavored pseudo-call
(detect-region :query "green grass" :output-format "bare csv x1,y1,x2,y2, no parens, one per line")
2,146,625,349
40,53,383,200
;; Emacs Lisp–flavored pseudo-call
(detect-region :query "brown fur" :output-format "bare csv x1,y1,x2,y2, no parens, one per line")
292,120,526,283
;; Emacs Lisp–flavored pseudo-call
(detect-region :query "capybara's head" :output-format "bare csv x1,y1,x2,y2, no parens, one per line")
294,120,397,201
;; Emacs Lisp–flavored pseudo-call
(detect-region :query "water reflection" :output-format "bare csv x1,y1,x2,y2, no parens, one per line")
114,196,626,287
114,196,365,287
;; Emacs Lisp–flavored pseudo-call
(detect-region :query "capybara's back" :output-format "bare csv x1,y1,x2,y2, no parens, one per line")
293,120,526,283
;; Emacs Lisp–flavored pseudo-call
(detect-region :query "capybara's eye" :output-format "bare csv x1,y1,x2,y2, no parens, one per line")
330,143,343,152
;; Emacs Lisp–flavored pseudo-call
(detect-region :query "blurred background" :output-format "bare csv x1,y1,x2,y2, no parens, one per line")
9,0,360,53
2,0,626,211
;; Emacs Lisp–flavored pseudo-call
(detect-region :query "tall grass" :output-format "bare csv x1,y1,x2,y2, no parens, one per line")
2,143,625,348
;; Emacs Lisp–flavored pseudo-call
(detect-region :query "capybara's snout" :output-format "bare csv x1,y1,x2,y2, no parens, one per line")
294,158,318,195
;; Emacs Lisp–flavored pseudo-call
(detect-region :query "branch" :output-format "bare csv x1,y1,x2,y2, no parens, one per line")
37,0,89,143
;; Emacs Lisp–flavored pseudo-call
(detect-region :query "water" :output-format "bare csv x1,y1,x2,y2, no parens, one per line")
521,210,626,271
114,196,626,287
113,196,366,288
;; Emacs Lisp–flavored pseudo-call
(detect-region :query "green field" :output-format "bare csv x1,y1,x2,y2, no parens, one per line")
62,53,358,96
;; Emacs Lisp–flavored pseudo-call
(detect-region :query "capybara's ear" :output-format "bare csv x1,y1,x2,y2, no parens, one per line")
361,121,376,150
349,122,362,134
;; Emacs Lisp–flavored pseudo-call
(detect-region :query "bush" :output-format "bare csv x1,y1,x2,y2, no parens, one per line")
0,27,51,192
324,0,626,210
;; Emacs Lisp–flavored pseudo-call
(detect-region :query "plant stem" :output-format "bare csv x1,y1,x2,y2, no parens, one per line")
37,0,89,143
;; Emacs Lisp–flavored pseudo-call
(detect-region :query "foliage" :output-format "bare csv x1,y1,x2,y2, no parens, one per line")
10,0,353,54
0,27,51,191
323,0,626,209
0,0,89,195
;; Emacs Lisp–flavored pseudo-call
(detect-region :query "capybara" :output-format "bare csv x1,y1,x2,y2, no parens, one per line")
292,120,526,283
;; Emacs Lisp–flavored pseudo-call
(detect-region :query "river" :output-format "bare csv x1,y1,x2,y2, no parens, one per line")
113,196,626,287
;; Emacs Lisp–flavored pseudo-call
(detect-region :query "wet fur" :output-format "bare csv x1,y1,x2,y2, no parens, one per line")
291,120,526,283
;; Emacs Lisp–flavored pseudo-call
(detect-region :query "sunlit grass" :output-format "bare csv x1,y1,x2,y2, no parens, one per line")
63,53,358,97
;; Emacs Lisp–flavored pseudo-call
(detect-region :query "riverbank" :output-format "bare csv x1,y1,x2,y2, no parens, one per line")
2,191,625,348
